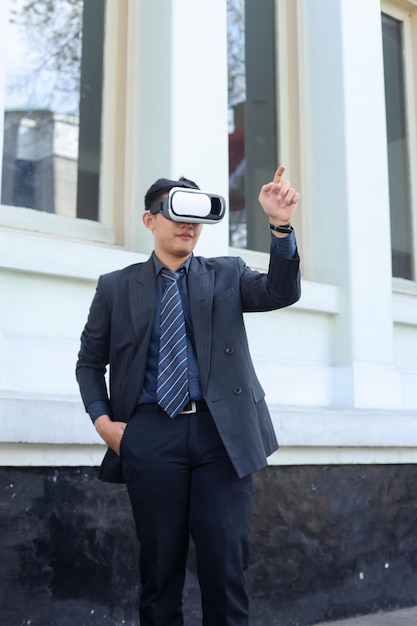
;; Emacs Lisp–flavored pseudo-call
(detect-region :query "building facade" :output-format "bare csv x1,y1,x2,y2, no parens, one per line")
1,1,417,624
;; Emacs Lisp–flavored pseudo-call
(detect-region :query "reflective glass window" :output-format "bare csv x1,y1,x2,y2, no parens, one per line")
382,12,414,279
227,0,278,251
1,0,105,221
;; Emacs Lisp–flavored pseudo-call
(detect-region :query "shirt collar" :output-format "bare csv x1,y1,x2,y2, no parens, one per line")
152,252,193,276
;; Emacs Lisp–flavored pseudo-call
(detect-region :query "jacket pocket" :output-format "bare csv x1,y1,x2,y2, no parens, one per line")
118,420,130,459
251,381,266,404
213,286,236,306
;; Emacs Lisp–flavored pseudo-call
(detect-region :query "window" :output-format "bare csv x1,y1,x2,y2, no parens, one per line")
227,0,278,252
1,0,105,221
381,4,417,280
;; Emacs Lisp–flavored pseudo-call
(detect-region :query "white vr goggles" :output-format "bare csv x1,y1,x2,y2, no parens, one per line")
149,187,226,224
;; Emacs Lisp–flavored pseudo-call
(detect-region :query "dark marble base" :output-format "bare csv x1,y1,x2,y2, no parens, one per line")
1,464,417,625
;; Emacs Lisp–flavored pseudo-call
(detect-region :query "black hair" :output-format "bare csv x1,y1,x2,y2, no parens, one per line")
144,176,200,210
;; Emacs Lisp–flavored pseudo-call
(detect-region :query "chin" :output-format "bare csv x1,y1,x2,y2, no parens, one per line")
178,247,193,255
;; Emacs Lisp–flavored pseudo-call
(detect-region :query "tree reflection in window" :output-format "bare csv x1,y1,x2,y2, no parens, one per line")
2,0,105,221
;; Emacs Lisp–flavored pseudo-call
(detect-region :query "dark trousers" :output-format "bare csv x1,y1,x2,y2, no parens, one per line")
120,405,254,626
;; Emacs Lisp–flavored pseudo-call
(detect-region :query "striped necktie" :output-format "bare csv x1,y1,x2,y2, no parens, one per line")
156,268,190,417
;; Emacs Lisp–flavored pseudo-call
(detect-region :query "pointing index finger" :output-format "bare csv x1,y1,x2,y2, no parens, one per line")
273,165,286,185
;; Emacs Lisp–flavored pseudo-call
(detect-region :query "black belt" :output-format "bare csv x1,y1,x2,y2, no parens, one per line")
137,400,209,415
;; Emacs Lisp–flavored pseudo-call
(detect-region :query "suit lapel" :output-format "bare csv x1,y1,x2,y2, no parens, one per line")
188,257,214,393
128,257,156,344
116,258,155,420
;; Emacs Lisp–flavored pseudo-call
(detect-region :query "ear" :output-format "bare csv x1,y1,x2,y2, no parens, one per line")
142,211,155,230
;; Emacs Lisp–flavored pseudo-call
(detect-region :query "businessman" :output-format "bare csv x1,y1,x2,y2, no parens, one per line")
76,165,301,626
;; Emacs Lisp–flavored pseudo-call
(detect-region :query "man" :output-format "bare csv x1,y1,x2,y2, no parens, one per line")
76,165,301,626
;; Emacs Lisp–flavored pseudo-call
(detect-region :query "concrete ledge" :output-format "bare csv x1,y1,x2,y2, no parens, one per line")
270,404,417,448
0,443,105,466
0,229,146,281
2,393,417,466
0,391,101,445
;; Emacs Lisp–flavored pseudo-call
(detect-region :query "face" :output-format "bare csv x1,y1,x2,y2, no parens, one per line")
142,209,203,269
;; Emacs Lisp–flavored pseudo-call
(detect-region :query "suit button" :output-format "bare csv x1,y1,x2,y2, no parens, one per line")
225,347,234,355
233,387,243,395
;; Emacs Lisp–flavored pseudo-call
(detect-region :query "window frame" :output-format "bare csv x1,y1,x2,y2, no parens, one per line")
227,0,305,269
0,0,132,247
382,0,417,291
227,0,279,254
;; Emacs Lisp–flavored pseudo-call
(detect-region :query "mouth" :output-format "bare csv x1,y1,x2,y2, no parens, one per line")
177,232,193,241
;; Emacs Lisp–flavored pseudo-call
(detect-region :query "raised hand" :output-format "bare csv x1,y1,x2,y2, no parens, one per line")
258,165,300,225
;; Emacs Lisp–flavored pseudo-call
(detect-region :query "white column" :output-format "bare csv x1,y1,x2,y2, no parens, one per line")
132,0,229,257
301,0,401,408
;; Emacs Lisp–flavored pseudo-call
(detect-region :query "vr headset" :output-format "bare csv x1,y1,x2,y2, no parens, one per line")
149,187,226,224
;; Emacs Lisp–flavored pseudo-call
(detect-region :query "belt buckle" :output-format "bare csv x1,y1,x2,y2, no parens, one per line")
180,400,197,414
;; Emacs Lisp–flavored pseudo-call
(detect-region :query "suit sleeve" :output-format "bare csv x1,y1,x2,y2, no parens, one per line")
75,277,112,412
238,243,301,312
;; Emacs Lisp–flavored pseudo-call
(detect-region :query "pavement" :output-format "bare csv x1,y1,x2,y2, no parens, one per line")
311,605,417,625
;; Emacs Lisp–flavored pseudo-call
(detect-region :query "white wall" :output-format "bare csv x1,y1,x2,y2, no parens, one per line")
1,0,417,468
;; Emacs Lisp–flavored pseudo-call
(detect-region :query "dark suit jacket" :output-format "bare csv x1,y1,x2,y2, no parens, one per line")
76,247,301,482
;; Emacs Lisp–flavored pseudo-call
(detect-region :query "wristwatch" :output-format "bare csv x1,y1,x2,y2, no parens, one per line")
269,221,293,234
